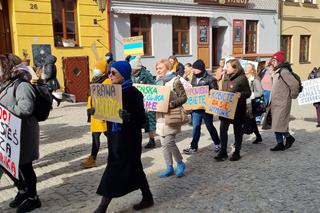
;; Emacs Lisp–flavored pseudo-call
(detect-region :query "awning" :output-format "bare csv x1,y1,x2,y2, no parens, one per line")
111,6,214,18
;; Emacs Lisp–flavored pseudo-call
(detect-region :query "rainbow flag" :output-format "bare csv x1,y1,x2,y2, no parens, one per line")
123,36,144,56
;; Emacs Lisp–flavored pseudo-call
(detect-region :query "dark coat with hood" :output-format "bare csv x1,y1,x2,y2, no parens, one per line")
43,55,60,91
191,70,218,90
221,68,251,123
97,85,147,198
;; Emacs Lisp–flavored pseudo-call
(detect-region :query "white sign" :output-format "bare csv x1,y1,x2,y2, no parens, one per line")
0,105,21,179
298,78,320,105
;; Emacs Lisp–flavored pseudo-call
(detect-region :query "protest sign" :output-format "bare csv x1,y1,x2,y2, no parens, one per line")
0,105,21,180
205,90,240,119
239,59,258,70
91,84,123,123
183,86,209,110
298,78,320,105
123,36,144,56
134,84,170,112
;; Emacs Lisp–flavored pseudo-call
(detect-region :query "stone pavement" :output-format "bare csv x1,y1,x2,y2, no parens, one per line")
0,100,319,213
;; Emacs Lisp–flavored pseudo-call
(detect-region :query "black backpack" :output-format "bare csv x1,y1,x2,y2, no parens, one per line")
14,79,53,122
278,63,303,98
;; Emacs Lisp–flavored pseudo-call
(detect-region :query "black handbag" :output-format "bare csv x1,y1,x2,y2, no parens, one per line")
251,95,266,115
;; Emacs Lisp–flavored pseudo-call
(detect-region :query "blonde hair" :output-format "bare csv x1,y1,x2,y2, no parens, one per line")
226,59,243,72
246,63,257,76
156,59,171,71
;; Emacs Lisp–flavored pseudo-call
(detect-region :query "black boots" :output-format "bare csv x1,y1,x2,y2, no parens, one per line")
252,135,262,144
133,196,154,210
16,196,41,213
229,151,241,161
9,192,28,208
285,136,295,149
214,151,228,161
270,143,285,151
145,138,156,149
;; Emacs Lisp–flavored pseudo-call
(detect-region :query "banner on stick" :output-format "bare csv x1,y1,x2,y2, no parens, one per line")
123,36,144,56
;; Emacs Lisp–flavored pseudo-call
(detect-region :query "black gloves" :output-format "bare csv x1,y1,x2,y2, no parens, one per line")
119,109,131,122
87,108,95,123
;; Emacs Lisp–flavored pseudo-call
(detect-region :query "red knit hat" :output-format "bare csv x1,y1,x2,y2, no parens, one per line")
272,51,285,63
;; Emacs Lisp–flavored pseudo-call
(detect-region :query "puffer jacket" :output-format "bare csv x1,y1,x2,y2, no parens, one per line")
191,71,218,90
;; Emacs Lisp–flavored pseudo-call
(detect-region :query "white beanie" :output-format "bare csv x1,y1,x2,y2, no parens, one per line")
130,55,142,70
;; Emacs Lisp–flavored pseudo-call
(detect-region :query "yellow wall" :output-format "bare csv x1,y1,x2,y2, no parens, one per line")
281,1,320,80
8,0,110,89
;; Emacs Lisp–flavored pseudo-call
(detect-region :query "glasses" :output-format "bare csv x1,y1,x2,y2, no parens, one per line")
111,70,121,76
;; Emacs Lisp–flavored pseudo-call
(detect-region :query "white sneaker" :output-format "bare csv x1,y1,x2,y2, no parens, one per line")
214,144,221,153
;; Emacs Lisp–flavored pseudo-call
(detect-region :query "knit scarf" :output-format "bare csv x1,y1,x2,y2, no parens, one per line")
156,72,175,86
111,78,133,133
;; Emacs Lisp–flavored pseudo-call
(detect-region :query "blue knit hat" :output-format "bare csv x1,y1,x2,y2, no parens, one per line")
111,61,132,80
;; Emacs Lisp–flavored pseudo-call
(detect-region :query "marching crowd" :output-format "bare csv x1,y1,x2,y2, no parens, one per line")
0,50,319,212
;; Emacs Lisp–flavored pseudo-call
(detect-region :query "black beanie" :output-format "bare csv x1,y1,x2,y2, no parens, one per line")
192,59,206,72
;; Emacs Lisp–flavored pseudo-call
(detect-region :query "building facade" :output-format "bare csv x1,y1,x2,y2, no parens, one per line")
0,0,110,101
110,0,279,73
281,0,319,80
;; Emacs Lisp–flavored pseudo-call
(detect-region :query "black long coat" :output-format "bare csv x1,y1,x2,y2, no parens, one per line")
43,55,60,91
97,86,147,198
220,69,251,123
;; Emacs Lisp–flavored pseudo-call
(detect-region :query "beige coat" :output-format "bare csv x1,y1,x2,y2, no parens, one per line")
271,68,299,132
156,77,187,137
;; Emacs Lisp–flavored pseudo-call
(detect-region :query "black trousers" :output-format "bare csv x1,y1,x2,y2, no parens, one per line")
92,132,108,160
220,119,244,153
6,162,38,198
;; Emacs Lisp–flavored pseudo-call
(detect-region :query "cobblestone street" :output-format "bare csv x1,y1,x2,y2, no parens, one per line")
0,101,319,213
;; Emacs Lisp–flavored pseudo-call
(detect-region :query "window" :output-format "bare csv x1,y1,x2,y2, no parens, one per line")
172,17,190,55
51,0,78,47
304,0,313,3
245,20,258,54
300,35,310,63
281,35,292,62
130,15,152,56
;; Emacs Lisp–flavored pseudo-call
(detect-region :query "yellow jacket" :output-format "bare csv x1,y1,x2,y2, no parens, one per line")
87,78,112,132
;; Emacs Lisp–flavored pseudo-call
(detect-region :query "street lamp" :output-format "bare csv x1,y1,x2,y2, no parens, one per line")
93,0,107,13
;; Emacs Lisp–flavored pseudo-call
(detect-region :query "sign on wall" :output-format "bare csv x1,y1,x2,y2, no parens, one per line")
198,18,209,45
134,84,170,112
123,36,144,56
0,104,21,180
91,84,123,123
206,90,240,119
298,78,320,105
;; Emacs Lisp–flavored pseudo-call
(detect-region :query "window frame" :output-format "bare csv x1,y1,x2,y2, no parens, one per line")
245,20,258,54
281,35,292,63
51,0,79,48
130,14,152,56
299,35,311,63
172,16,190,55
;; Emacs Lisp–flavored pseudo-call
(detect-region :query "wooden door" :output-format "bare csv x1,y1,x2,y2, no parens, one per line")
63,56,90,102
0,0,12,54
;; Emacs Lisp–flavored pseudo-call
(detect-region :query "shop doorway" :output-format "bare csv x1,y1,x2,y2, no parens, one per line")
212,26,227,67
0,0,12,54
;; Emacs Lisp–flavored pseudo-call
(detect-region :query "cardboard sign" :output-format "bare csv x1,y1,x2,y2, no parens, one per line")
134,84,170,112
206,90,240,119
298,78,320,105
123,36,144,56
183,86,209,110
91,84,123,123
0,105,22,180
179,77,193,90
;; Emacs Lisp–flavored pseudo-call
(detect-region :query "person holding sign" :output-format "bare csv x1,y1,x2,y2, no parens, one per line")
183,59,221,155
94,61,153,213
0,54,41,212
215,59,251,162
130,56,157,149
155,59,187,178
81,60,110,168
308,67,320,127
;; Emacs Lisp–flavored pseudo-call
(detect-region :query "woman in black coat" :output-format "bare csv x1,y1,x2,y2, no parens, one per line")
43,55,62,106
215,59,251,162
94,61,153,213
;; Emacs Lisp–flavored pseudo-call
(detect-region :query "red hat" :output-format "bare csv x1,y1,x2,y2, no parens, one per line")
272,51,285,63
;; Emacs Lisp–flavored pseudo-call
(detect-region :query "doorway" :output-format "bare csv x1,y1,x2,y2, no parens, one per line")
63,56,90,102
0,0,12,54
212,27,227,67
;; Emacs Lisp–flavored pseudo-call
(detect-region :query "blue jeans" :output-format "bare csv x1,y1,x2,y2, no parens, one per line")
275,132,291,144
256,90,271,122
191,110,220,149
